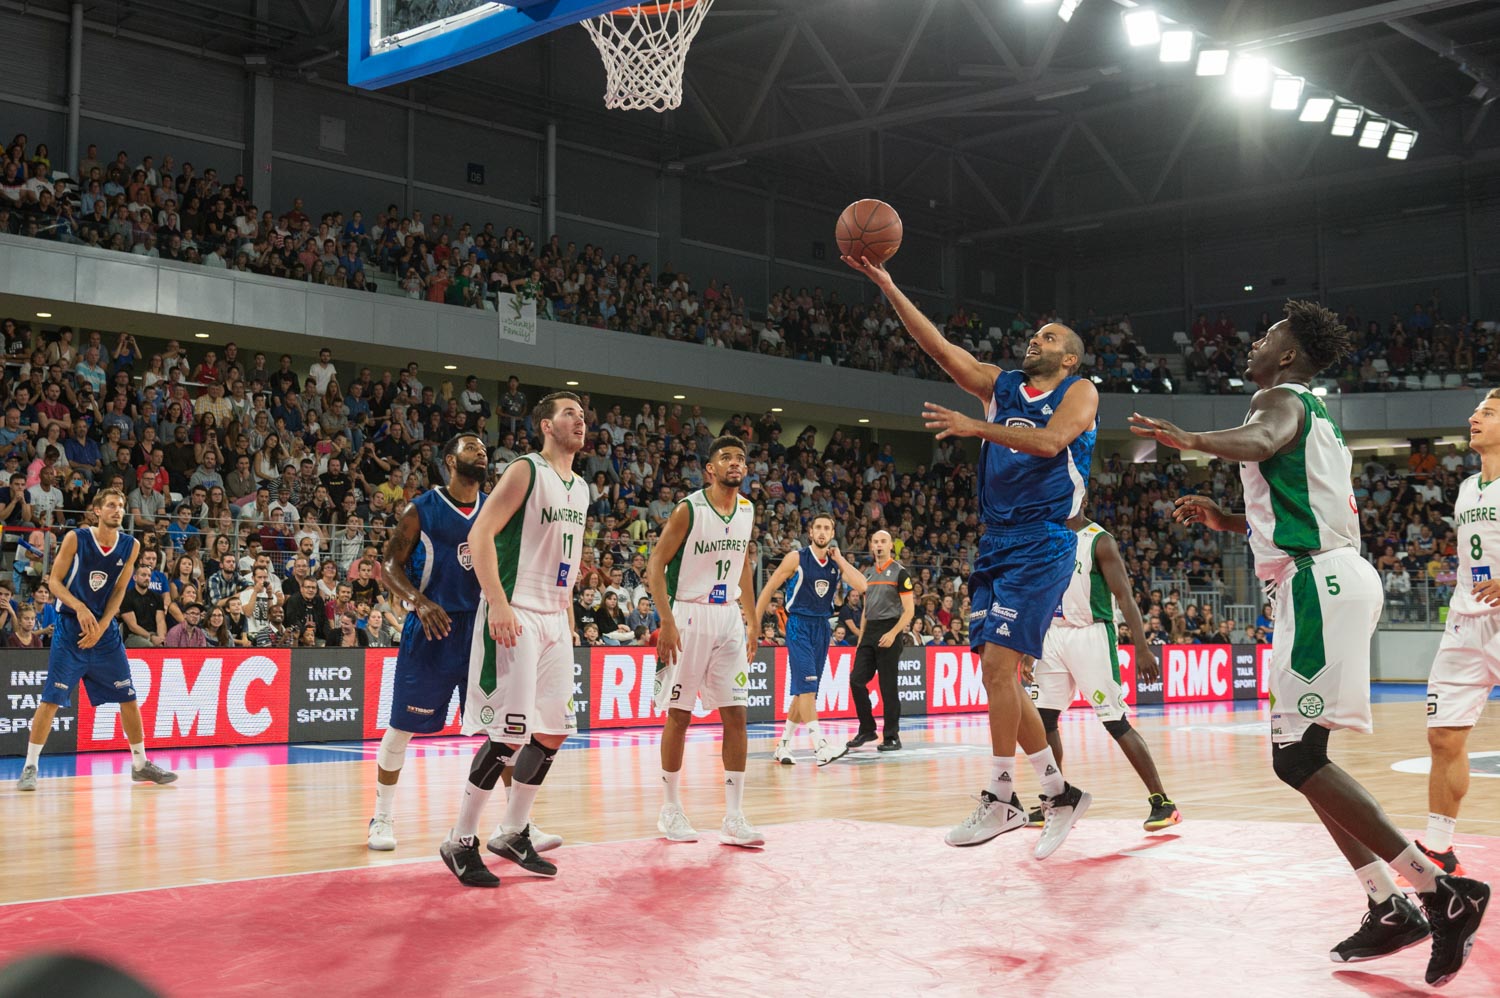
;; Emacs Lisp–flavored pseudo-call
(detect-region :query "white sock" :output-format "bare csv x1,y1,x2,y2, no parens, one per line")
1394,842,1441,894
807,720,824,744
129,742,147,770
452,783,493,842
1028,746,1066,799
25,742,42,767
662,769,682,806
374,782,397,820
724,770,745,818
987,758,1014,802
779,719,795,744
1356,859,1400,904
1425,813,1458,852
502,781,540,831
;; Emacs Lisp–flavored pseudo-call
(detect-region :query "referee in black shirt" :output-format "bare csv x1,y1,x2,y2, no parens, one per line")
846,530,915,752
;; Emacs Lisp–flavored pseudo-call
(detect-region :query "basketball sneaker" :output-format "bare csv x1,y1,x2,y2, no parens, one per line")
1144,794,1182,831
658,803,699,843
1418,874,1491,986
530,825,563,853
1329,895,1430,963
367,816,397,851
1026,807,1045,829
1395,840,1466,891
1034,783,1092,860
487,826,558,877
945,791,1026,847
815,738,847,766
16,765,37,791
131,760,178,784
441,834,500,888
719,814,766,848
773,741,796,766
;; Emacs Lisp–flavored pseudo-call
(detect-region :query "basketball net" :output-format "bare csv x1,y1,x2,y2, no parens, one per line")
581,0,715,112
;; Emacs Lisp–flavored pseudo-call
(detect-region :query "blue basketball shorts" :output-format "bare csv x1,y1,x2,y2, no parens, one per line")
786,613,830,696
969,522,1076,660
42,614,135,708
388,609,476,734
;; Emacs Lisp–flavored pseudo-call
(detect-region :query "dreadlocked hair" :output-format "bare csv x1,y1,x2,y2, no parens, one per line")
1282,299,1353,375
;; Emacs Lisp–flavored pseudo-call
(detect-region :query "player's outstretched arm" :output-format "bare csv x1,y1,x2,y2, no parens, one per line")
45,530,95,635
841,255,999,403
1094,532,1159,683
753,552,801,636
381,504,449,640
1128,387,1302,463
646,501,693,668
1171,495,1247,535
923,377,1099,458
468,459,532,647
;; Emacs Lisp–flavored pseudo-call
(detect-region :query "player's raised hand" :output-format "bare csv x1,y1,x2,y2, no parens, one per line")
412,596,452,641
839,254,894,290
1173,494,1232,531
1128,412,1198,452
1134,644,1161,684
1472,578,1500,606
923,402,982,441
487,601,522,647
657,618,681,669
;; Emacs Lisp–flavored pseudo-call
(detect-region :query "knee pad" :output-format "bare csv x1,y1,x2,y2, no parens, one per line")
467,738,515,790
511,736,558,786
1102,717,1132,740
1038,708,1061,734
1271,725,1331,790
376,727,413,772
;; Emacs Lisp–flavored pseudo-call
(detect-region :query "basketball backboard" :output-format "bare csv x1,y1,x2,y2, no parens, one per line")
348,0,623,90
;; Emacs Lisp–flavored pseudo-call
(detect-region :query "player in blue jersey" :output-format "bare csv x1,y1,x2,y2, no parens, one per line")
846,253,1096,860
16,488,177,791
754,513,866,766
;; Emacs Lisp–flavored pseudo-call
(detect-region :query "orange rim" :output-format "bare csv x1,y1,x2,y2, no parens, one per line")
610,0,698,15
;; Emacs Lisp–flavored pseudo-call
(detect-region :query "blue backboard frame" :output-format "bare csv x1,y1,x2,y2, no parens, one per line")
348,0,624,90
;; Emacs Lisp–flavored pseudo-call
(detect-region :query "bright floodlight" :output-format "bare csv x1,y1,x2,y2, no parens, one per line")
1023,0,1053,5
1159,29,1193,63
1058,0,1082,21
1388,128,1418,160
1358,117,1389,149
1196,48,1229,76
1230,54,1271,97
1270,76,1304,110
1298,97,1334,122
1123,9,1160,47
1331,104,1362,137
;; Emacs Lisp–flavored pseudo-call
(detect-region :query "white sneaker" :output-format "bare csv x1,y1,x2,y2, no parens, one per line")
815,738,847,767
1034,784,1092,860
367,815,397,851
720,814,765,848
658,803,699,842
529,824,563,853
17,765,37,791
944,792,1026,847
773,741,796,766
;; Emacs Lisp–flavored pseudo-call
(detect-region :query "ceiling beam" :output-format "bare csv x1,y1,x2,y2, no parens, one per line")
955,155,1013,226
1385,16,1500,96
735,24,800,144
1148,95,1212,202
1367,49,1442,134
957,0,1024,79
1076,120,1143,204
1019,124,1076,222
798,19,866,117
872,0,940,115
1235,0,1481,51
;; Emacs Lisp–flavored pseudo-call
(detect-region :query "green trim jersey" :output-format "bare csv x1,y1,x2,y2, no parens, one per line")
1054,522,1115,628
665,489,754,604
1448,473,1500,617
1239,384,1360,582
494,453,587,613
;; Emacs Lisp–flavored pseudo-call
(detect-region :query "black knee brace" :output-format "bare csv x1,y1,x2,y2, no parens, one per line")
467,738,514,790
1271,724,1331,790
1103,717,1132,740
510,736,558,786
1038,708,1061,733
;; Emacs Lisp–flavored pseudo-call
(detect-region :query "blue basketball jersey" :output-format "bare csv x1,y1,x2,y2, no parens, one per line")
62,527,136,619
978,370,1096,527
405,488,486,613
784,547,841,618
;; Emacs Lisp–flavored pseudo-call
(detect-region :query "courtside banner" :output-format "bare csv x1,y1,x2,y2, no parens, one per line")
776,645,862,721
895,647,927,716
76,648,291,752
0,650,76,757
361,647,463,739
288,650,366,743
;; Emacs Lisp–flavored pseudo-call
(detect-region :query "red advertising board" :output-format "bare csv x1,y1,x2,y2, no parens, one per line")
1159,644,1237,703
589,647,723,728
361,647,463,739
76,649,292,751
774,646,863,721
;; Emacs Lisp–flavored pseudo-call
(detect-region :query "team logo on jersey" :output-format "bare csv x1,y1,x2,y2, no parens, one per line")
1297,693,1325,719
710,584,727,604
1041,405,1053,416
88,571,108,591
1003,417,1036,453
457,541,473,571
814,579,830,598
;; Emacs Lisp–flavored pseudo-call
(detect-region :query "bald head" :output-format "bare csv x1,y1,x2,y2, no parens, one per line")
871,530,894,560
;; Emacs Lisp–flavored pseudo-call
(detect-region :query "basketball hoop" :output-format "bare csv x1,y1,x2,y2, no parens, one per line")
581,0,714,112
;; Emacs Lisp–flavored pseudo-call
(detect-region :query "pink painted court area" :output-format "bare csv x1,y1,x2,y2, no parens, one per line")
3,818,1495,997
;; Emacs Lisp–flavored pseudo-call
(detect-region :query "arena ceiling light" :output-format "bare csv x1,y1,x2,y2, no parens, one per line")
1195,48,1229,76
1331,104,1363,137
1269,76,1304,111
857,418,871,423
1122,9,1160,47
1058,0,1082,21
565,380,580,385
1298,96,1334,122
443,363,457,370
1358,117,1390,149
1230,54,1271,97
1159,29,1194,64
770,407,784,412
1388,128,1418,160
35,311,51,318
194,332,211,338
673,394,686,399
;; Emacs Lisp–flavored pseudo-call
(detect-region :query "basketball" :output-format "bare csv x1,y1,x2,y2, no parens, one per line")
836,199,903,264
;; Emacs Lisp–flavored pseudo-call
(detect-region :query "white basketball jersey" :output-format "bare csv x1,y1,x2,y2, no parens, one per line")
493,453,587,613
1239,384,1361,581
1448,474,1500,616
1055,522,1115,628
666,488,754,604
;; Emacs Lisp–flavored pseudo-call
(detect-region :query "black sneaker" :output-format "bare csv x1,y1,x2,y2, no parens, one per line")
1419,874,1491,986
876,735,902,752
440,835,500,888
487,826,558,878
1143,793,1182,831
846,731,878,749
1329,895,1430,963
1026,807,1045,829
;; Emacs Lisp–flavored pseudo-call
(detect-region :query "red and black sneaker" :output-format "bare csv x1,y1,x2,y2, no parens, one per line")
1396,840,1466,892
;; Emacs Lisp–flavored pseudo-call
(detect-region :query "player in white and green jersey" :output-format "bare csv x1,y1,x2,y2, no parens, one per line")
1026,515,1176,832
1133,301,1489,984
441,391,589,889
647,435,764,848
